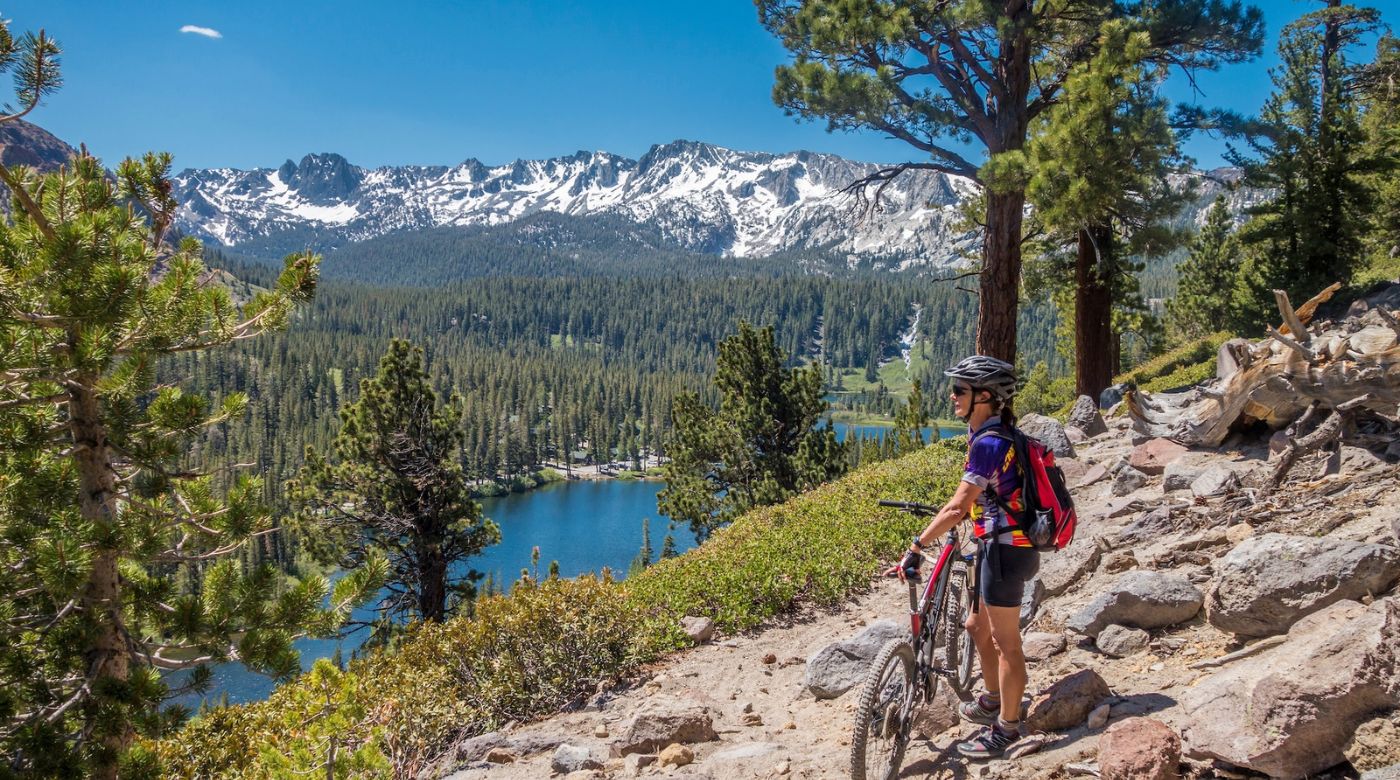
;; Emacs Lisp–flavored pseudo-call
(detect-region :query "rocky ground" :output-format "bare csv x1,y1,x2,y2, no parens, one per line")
434,406,1400,780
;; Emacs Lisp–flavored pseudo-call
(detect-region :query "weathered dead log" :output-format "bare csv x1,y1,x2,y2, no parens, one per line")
1128,282,1400,448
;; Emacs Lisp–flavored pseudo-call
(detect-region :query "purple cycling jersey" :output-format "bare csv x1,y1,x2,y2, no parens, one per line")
961,420,1030,547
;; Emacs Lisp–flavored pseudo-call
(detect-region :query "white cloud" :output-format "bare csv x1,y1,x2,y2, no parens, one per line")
180,25,223,39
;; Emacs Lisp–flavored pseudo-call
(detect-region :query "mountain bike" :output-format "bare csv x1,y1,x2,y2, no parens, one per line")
850,500,977,780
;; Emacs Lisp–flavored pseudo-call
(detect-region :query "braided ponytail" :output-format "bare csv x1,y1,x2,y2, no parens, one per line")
999,399,1017,429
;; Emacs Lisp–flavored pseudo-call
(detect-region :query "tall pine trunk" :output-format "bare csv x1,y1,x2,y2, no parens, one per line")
975,3,1033,363
70,380,131,779
977,190,1027,362
417,527,447,623
1075,224,1115,400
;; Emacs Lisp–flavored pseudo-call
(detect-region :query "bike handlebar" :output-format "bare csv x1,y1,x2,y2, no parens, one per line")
877,499,940,514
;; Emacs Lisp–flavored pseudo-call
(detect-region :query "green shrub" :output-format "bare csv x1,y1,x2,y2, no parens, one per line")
1117,332,1232,390
157,444,969,777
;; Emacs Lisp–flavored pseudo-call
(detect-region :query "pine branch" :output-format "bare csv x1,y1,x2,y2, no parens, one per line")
0,166,56,241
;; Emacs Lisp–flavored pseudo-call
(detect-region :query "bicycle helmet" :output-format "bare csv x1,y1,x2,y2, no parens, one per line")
944,355,1017,402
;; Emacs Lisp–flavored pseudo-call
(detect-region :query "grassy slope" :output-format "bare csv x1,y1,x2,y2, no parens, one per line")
156,442,968,777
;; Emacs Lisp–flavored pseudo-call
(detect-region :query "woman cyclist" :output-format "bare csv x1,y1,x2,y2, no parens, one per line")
887,355,1038,760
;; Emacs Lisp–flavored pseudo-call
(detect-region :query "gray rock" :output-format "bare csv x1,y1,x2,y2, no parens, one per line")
803,620,904,699
453,731,506,762
1181,597,1400,779
1190,464,1240,498
1068,395,1109,438
1041,537,1102,597
1021,578,1046,629
1022,631,1067,661
1065,425,1087,444
1162,456,1210,492
681,616,714,643
551,744,602,774
1076,463,1110,489
1096,625,1150,657
616,697,718,755
1100,384,1127,409
1363,766,1400,780
1112,467,1149,497
1112,508,1176,548
1067,571,1203,638
1206,533,1400,637
1018,413,1077,459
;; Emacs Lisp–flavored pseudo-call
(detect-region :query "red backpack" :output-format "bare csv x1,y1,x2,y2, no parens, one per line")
976,427,1078,551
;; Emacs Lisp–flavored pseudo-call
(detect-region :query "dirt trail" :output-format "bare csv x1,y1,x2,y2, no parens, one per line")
440,416,1400,780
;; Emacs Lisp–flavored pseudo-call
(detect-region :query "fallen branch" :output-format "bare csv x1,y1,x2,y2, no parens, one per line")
1189,635,1288,669
1274,289,1310,344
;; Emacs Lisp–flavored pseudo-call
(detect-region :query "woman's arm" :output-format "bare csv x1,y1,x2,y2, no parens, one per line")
887,480,982,581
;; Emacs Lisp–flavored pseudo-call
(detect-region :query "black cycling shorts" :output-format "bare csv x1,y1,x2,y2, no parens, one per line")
977,543,1040,608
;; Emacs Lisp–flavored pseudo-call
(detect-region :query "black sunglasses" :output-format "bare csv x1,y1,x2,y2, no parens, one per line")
951,385,973,397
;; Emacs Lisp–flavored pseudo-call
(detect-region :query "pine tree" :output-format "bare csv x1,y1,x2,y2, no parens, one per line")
0,133,380,776
890,380,928,457
658,321,845,539
659,525,679,560
629,517,654,576
1228,1,1382,329
757,0,1262,361
288,339,500,638
1026,21,1189,398
1169,197,1240,339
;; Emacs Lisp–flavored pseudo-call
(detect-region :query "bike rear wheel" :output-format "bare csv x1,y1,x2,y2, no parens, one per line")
850,638,916,780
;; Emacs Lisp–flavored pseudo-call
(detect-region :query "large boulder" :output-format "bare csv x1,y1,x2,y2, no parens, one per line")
1181,597,1400,779
1019,413,1076,459
1025,669,1112,732
803,620,904,699
1129,439,1188,476
1206,533,1400,637
1068,395,1109,438
1040,537,1102,597
616,697,718,755
1098,717,1182,780
1066,571,1203,639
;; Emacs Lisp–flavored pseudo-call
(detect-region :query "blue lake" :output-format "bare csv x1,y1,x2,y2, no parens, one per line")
831,422,963,443
169,478,691,709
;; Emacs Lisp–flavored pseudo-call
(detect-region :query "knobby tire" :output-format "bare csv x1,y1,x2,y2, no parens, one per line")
946,564,977,698
849,638,915,780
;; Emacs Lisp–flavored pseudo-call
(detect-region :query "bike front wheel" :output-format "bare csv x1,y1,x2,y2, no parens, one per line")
850,638,916,780
945,564,978,698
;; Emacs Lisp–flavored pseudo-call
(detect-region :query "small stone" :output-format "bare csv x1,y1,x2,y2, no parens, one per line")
1112,467,1149,497
680,615,715,643
1103,550,1138,574
623,753,656,775
761,652,777,664
1225,523,1253,545
1023,631,1068,661
1087,703,1111,730
774,760,791,775
1149,662,1165,672
593,724,609,738
552,743,602,774
1077,463,1110,489
484,747,516,764
741,701,754,713
1096,624,1150,658
658,743,694,768
783,721,796,730
742,712,764,727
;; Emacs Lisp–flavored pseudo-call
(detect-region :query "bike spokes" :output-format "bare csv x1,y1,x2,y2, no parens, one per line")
850,639,916,780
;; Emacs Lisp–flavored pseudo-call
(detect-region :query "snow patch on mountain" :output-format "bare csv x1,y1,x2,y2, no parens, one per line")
172,141,981,267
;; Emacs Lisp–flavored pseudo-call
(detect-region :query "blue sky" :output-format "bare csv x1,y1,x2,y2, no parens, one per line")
12,1,1395,172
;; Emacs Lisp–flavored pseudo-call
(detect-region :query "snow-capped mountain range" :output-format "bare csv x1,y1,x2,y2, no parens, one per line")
173,140,985,267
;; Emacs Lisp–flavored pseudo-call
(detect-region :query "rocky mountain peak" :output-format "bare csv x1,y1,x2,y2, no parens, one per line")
0,119,77,171
277,152,363,200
